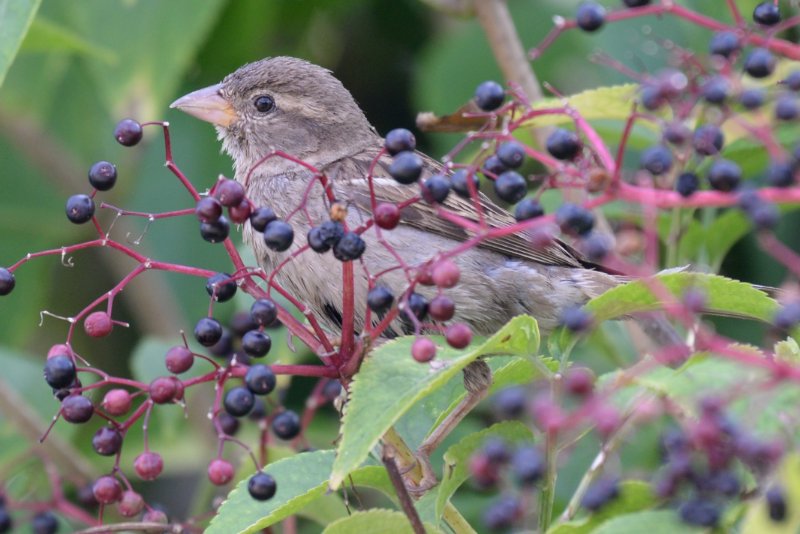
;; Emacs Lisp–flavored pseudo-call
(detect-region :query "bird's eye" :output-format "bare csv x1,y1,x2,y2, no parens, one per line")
254,95,275,113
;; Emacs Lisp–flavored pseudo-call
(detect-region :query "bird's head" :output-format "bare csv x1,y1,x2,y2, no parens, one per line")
171,57,376,173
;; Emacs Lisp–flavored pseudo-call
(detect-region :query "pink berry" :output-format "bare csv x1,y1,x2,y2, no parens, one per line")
165,346,193,374
374,202,401,230
432,260,460,288
445,323,472,349
564,367,595,397
117,490,144,517
412,337,437,363
134,452,164,481
92,475,122,504
149,376,177,404
143,509,168,524
102,389,132,416
47,344,72,359
208,459,235,485
429,295,456,321
84,311,113,338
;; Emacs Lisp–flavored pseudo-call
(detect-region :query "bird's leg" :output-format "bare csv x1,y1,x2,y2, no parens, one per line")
407,360,492,497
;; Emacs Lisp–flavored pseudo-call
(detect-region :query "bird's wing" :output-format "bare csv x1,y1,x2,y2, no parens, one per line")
323,148,591,269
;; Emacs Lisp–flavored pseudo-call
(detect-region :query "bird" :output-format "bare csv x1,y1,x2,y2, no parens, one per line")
170,56,621,341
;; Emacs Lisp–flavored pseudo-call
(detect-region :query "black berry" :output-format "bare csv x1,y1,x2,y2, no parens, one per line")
367,286,394,313
482,155,507,177
307,220,344,253
576,2,606,32
332,232,366,261
749,201,779,230
546,128,582,160
581,478,620,511
209,329,233,358
692,125,724,156
556,203,595,236
65,194,95,224
245,364,276,395
200,216,230,243
514,198,544,221
194,317,223,347
404,292,429,321
494,171,528,203
385,128,416,155
483,495,522,531
496,141,526,168
451,169,480,198
702,76,730,104
709,31,741,58
114,118,143,146
753,1,781,26
511,446,544,485
31,511,59,534
676,172,700,197
0,509,11,533
249,206,277,232
0,268,14,296
44,355,76,389
389,151,423,185
774,301,800,330
421,174,451,203
663,122,690,146
61,394,94,423
271,410,301,439
679,499,720,527
560,306,594,332
218,412,240,435
740,88,766,109
623,0,651,6
88,161,118,191
474,81,505,111
206,273,237,302
92,426,123,456
707,159,742,192
196,197,223,223
767,161,795,187
263,220,294,251
248,472,277,501
775,95,799,121
582,232,611,261
640,145,673,175
766,486,787,522
744,48,776,78
224,386,255,417
251,298,278,326
786,70,800,91
242,330,272,358
493,386,527,419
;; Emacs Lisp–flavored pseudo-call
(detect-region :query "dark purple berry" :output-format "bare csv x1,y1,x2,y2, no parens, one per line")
775,95,799,121
249,206,277,232
767,161,795,187
165,345,193,374
217,412,240,435
709,470,740,497
214,179,245,207
744,48,776,78
196,197,223,223
230,311,259,337
514,198,544,221
582,232,612,261
483,495,522,531
663,122,690,146
248,472,277,501
114,118,143,146
322,380,342,401
92,426,123,456
0,509,11,533
560,306,593,332
709,31,741,58
385,128,416,155
753,1,781,26
693,125,724,156
65,194,95,224
786,70,800,91
556,203,595,236
450,169,479,198
774,301,800,330
640,145,673,175
707,159,742,192
206,273,237,302
0,268,14,296
88,161,117,191
623,0,651,6
307,220,344,253
740,88,766,109
421,174,451,203
272,410,301,439
61,395,94,423
511,446,544,485
251,298,278,326
242,330,271,358
496,141,526,168
367,286,394,314
494,171,528,203
93,475,122,504
749,202,779,230
44,355,76,389
482,155,507,177
483,438,511,465
389,151,423,184
679,499,720,527
474,81,505,111
245,364,276,395
333,232,366,261
209,328,233,358
224,386,255,417
676,172,700,197
493,386,527,419
404,292,429,322
576,2,606,32
582,478,620,511
702,76,730,104
639,84,665,111
194,317,223,347
546,128,582,160
31,511,58,534
766,486,787,522
263,220,294,251
200,216,230,243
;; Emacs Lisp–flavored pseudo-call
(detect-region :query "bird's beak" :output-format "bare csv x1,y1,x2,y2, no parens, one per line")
170,83,237,127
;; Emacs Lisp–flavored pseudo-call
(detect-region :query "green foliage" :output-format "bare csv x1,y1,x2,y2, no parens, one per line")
0,0,41,86
322,509,443,534
548,481,658,534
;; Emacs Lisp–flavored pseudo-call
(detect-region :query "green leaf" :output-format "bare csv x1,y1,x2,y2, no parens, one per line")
435,421,533,522
0,0,42,87
547,481,657,534
589,510,703,534
673,210,751,269
522,84,651,128
742,454,800,534
207,451,395,534
322,509,444,534
330,315,540,489
21,17,116,63
586,272,777,324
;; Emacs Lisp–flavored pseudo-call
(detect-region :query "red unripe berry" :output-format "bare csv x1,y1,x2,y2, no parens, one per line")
149,376,177,404
170,376,185,401
532,393,565,433
468,453,501,488
412,337,437,363
429,295,456,321
374,202,401,230
564,366,596,397
215,178,245,207
92,475,122,504
84,311,113,337
47,344,72,359
432,260,460,288
416,264,435,286
445,323,472,349
102,389,132,416
143,509,168,524
229,198,252,224
117,490,144,517
593,404,621,439
165,345,194,374
134,452,164,480
208,459,235,485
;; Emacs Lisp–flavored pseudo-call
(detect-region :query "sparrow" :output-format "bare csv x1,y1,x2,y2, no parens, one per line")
170,56,620,340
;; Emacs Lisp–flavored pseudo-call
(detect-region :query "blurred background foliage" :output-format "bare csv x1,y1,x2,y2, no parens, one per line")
0,0,797,530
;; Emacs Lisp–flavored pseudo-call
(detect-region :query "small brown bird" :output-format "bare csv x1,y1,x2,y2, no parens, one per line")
171,57,619,339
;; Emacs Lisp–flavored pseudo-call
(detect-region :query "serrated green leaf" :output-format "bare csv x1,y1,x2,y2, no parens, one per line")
207,451,395,534
742,454,800,534
547,481,657,534
322,509,444,534
0,0,42,87
330,315,540,489
589,509,702,534
21,17,115,63
435,421,533,522
586,272,777,324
